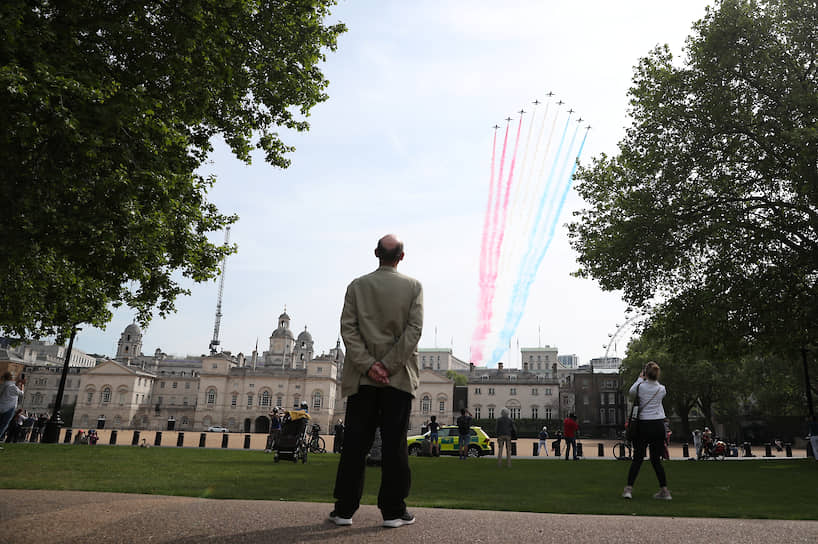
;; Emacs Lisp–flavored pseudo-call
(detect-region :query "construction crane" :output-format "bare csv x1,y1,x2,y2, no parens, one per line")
209,227,230,355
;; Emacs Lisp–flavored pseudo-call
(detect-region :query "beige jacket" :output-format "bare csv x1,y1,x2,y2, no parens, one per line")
340,266,423,398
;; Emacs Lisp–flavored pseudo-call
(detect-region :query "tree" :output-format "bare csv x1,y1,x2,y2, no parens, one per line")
569,0,818,404
446,370,468,386
0,1,346,341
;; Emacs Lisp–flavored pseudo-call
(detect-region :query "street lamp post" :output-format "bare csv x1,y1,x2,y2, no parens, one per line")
41,326,80,444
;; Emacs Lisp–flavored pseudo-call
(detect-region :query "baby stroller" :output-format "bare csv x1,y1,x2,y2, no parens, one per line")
273,409,310,463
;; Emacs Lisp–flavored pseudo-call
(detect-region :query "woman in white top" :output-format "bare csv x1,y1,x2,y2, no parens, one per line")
622,361,672,500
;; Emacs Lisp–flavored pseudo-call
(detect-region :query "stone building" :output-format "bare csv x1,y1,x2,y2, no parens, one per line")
463,362,562,422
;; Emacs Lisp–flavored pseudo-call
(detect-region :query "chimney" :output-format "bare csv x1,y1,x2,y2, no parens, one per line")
498,362,504,371
469,362,474,373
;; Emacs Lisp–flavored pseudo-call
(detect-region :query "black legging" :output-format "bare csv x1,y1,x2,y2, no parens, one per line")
627,419,667,487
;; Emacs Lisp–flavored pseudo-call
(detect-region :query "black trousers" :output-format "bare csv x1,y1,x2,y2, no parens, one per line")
333,385,412,519
627,419,667,487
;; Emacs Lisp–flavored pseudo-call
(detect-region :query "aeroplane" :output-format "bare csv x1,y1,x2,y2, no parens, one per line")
492,124,500,130
577,117,583,123
505,116,513,123
585,124,591,130
532,100,540,106
518,109,526,115
567,108,574,114
546,92,555,97
556,100,564,106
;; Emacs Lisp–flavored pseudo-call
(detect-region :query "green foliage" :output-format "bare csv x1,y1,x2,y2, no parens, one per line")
569,0,818,354
1,445,817,519
0,1,346,341
445,370,468,386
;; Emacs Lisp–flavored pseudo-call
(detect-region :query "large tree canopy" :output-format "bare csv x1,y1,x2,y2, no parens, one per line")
569,0,818,352
0,1,345,341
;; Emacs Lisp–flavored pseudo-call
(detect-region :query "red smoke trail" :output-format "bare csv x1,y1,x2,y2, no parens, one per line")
472,124,509,364
489,115,524,284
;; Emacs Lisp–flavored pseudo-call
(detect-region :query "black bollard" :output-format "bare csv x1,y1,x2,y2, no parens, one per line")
244,434,251,449
785,443,792,457
154,431,162,446
221,433,229,448
598,443,604,457
177,432,184,447
533,443,538,456
131,430,140,446
511,441,517,456
683,443,689,457
553,442,561,457
764,443,773,457
109,430,118,445
199,433,206,447
807,441,814,459
63,429,73,444
618,442,626,459
743,442,753,457
577,442,583,458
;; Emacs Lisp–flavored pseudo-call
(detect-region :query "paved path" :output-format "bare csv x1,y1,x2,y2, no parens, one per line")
1,490,817,543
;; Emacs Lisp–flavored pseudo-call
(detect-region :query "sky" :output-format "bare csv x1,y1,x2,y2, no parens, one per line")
75,0,715,367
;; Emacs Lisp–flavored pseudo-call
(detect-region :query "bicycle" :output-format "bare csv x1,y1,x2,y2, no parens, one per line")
612,435,633,460
308,424,326,454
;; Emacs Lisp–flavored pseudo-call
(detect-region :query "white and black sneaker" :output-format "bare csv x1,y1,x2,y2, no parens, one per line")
328,511,352,526
383,511,415,528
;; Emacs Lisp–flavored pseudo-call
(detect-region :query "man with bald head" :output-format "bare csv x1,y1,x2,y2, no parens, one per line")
329,234,424,529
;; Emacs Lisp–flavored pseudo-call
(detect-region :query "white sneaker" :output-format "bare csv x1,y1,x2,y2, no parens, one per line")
328,511,352,526
653,488,672,500
622,486,633,499
383,511,415,528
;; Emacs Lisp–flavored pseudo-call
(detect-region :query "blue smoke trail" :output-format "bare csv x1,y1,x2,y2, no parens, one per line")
489,121,588,365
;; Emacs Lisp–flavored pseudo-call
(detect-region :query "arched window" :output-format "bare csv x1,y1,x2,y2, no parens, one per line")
260,391,271,407
312,391,322,411
421,395,431,413
276,396,283,408
102,387,112,403
206,389,216,406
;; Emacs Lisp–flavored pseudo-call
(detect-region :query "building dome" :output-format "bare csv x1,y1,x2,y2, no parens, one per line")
271,327,294,340
124,322,141,335
297,327,312,342
278,311,290,322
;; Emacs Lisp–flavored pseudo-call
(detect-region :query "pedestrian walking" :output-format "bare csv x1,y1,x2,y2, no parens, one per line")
495,408,516,468
622,361,672,500
457,408,473,460
0,372,25,447
538,426,549,456
329,234,423,529
428,415,440,457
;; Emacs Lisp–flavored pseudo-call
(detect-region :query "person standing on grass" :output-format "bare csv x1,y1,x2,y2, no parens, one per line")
266,408,281,453
333,419,344,453
428,415,440,457
0,372,25,448
622,361,672,500
538,426,549,456
563,413,579,460
495,408,516,468
329,234,423,529
456,408,473,460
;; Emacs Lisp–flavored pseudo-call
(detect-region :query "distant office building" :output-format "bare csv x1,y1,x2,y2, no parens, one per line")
418,348,469,371
519,346,559,373
589,356,622,370
557,354,578,369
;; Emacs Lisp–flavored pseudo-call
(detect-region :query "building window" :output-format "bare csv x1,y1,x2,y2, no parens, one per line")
545,408,552,419
247,394,253,407
510,407,520,419
172,382,178,388
185,382,191,389
102,387,111,403
33,392,42,405
160,382,165,388
532,388,538,396
206,389,216,406
317,367,322,373
114,416,121,426
86,391,94,404
293,395,300,408
183,398,188,406
312,391,322,411
481,375,489,381
531,406,538,419
510,388,516,395
439,400,445,412
182,417,189,425
118,392,125,404
474,407,481,419
488,407,495,419
488,388,495,396
261,391,271,407
231,393,238,407
474,388,481,395
421,395,431,413
276,396,283,408
545,388,552,395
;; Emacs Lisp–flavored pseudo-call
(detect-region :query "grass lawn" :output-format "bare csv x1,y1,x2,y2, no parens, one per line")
1,443,816,519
